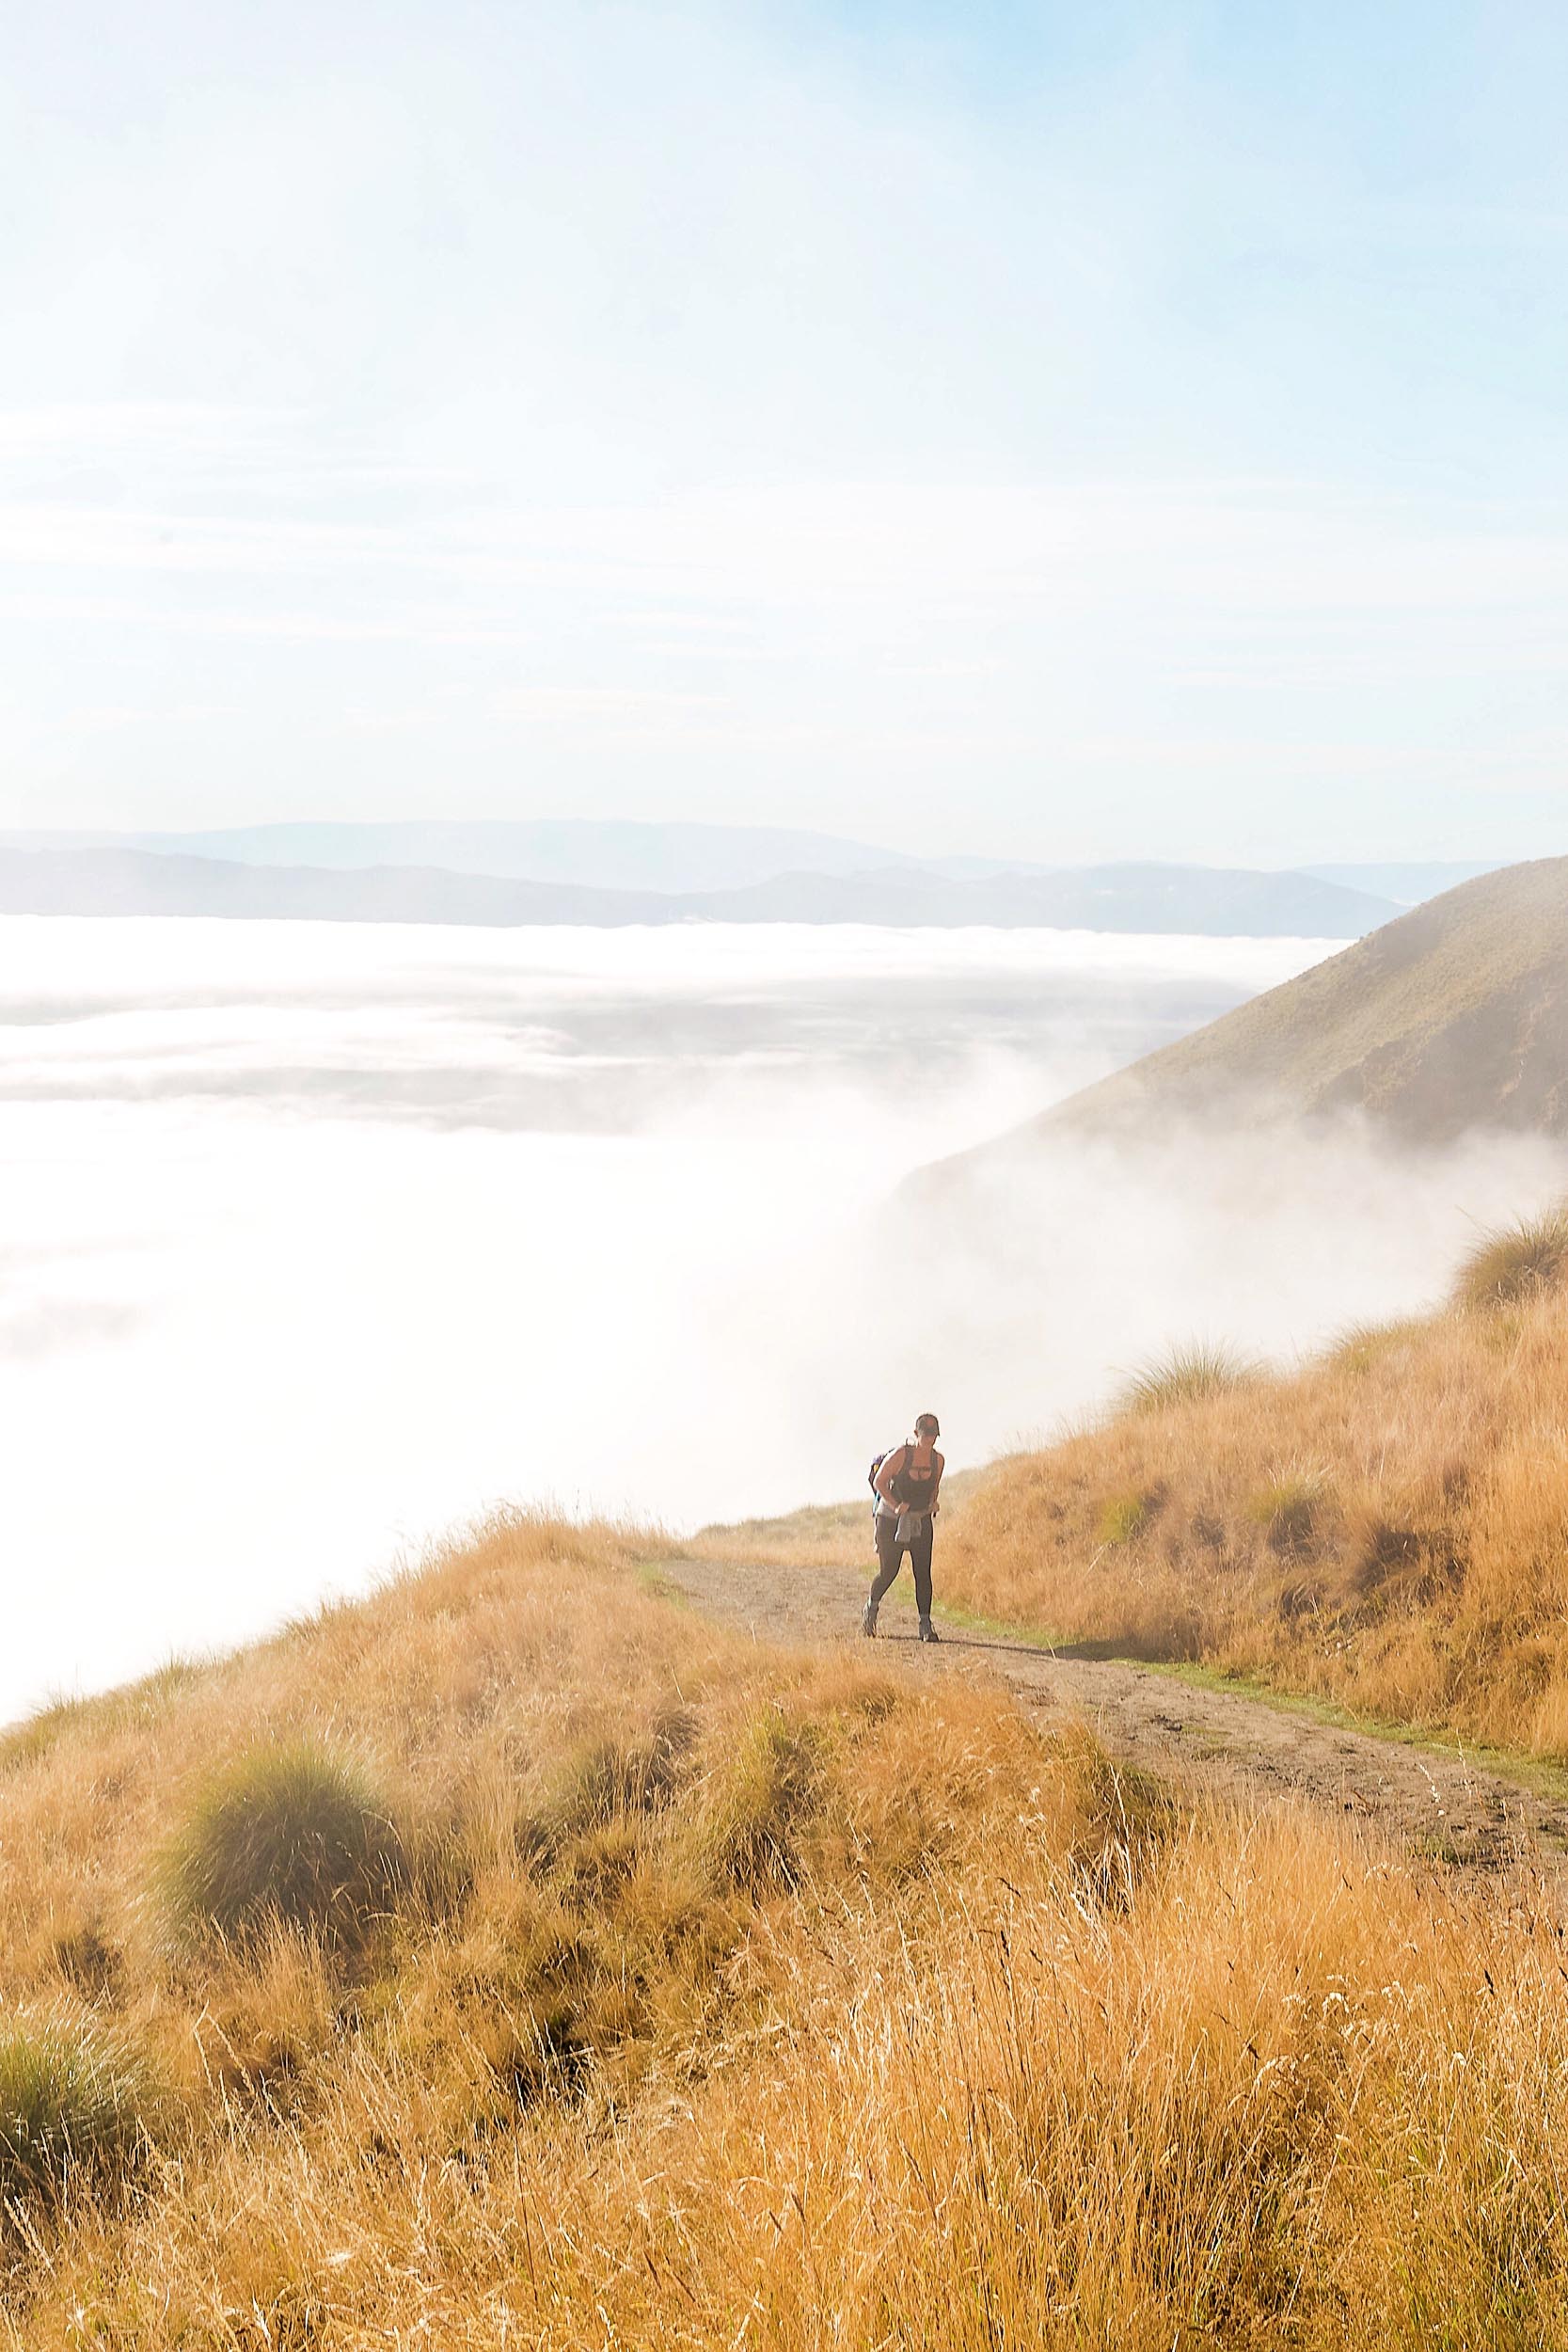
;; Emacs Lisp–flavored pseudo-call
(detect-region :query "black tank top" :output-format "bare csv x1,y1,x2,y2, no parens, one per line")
891,1446,937,1506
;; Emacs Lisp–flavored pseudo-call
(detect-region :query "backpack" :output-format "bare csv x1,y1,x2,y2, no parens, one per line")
868,1443,909,1503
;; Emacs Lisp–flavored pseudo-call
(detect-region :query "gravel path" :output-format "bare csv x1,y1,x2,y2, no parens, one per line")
663,1555,1568,1870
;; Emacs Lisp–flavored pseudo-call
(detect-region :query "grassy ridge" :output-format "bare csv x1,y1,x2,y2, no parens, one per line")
939,1279,1568,1756
7,1514,1568,2342
698,1214,1568,1761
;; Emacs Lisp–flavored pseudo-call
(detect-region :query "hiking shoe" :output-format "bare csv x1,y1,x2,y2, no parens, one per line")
918,1616,940,1645
861,1604,879,1639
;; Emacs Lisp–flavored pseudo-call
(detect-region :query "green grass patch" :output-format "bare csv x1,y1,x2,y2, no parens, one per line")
925,1597,1064,1651
1144,1658,1568,1808
636,1563,689,1606
1096,1491,1151,1546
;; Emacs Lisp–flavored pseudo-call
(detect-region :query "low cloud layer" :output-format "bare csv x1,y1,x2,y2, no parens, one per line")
3,915,1560,1725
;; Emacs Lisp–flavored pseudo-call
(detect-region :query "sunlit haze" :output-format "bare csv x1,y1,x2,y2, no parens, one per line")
6,2,1568,861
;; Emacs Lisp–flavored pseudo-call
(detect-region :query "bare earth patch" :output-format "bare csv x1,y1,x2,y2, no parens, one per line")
663,1554,1568,1872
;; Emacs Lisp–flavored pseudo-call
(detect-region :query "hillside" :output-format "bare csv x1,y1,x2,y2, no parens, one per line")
923,855,1568,1170
701,1207,1568,1762
0,844,1397,936
9,1513,1568,2343
1301,858,1502,904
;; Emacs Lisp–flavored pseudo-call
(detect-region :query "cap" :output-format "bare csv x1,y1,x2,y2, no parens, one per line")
915,1411,941,1437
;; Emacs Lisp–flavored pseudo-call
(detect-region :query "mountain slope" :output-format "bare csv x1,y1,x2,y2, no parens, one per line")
1300,858,1503,904
935,1247,1568,1758
927,856,1568,1163
692,1210,1568,1762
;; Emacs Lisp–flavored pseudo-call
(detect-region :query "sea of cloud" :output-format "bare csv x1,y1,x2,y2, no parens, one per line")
3,914,1563,1726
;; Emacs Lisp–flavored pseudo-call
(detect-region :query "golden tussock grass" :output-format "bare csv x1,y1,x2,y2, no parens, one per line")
6,1509,1568,2343
938,1275,1568,1756
709,1216,1568,1761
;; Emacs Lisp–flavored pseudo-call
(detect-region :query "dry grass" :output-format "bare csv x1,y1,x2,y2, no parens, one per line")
935,1258,1568,1750
0,2018,156,2215
688,1212,1568,1760
5,1512,1568,2342
1453,1201,1568,1311
1117,1340,1262,1418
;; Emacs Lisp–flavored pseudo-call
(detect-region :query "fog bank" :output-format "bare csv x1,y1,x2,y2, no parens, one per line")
4,916,1558,1725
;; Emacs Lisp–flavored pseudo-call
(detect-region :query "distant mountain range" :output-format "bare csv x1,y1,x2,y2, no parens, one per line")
0,820,1028,894
0,821,1450,938
2,824,1500,911
916,856,1568,1171
0,840,1403,938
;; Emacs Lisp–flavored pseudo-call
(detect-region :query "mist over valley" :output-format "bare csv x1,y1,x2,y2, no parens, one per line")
4,909,1562,1728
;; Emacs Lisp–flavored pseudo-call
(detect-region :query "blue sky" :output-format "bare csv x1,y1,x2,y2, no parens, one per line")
4,0,1567,863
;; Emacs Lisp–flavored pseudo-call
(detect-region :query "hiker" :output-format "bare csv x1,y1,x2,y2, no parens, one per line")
863,1413,944,1644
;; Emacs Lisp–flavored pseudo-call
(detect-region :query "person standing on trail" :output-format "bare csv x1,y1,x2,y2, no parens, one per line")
863,1413,944,1644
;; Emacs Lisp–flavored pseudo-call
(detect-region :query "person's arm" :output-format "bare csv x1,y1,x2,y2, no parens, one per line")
929,1448,945,1512
874,1446,908,1506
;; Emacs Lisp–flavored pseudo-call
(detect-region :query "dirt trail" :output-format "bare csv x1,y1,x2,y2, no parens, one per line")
664,1556,1568,1871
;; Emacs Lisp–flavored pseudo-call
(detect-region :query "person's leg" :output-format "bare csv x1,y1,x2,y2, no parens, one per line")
911,1522,936,1636
864,1516,902,1630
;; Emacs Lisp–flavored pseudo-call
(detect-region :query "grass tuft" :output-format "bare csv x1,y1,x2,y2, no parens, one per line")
0,2018,155,2211
1453,1202,1568,1311
1328,1316,1426,1374
159,1739,404,1956
1117,1342,1261,1418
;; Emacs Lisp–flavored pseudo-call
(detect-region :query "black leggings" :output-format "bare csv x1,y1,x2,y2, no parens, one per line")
869,1513,933,1618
